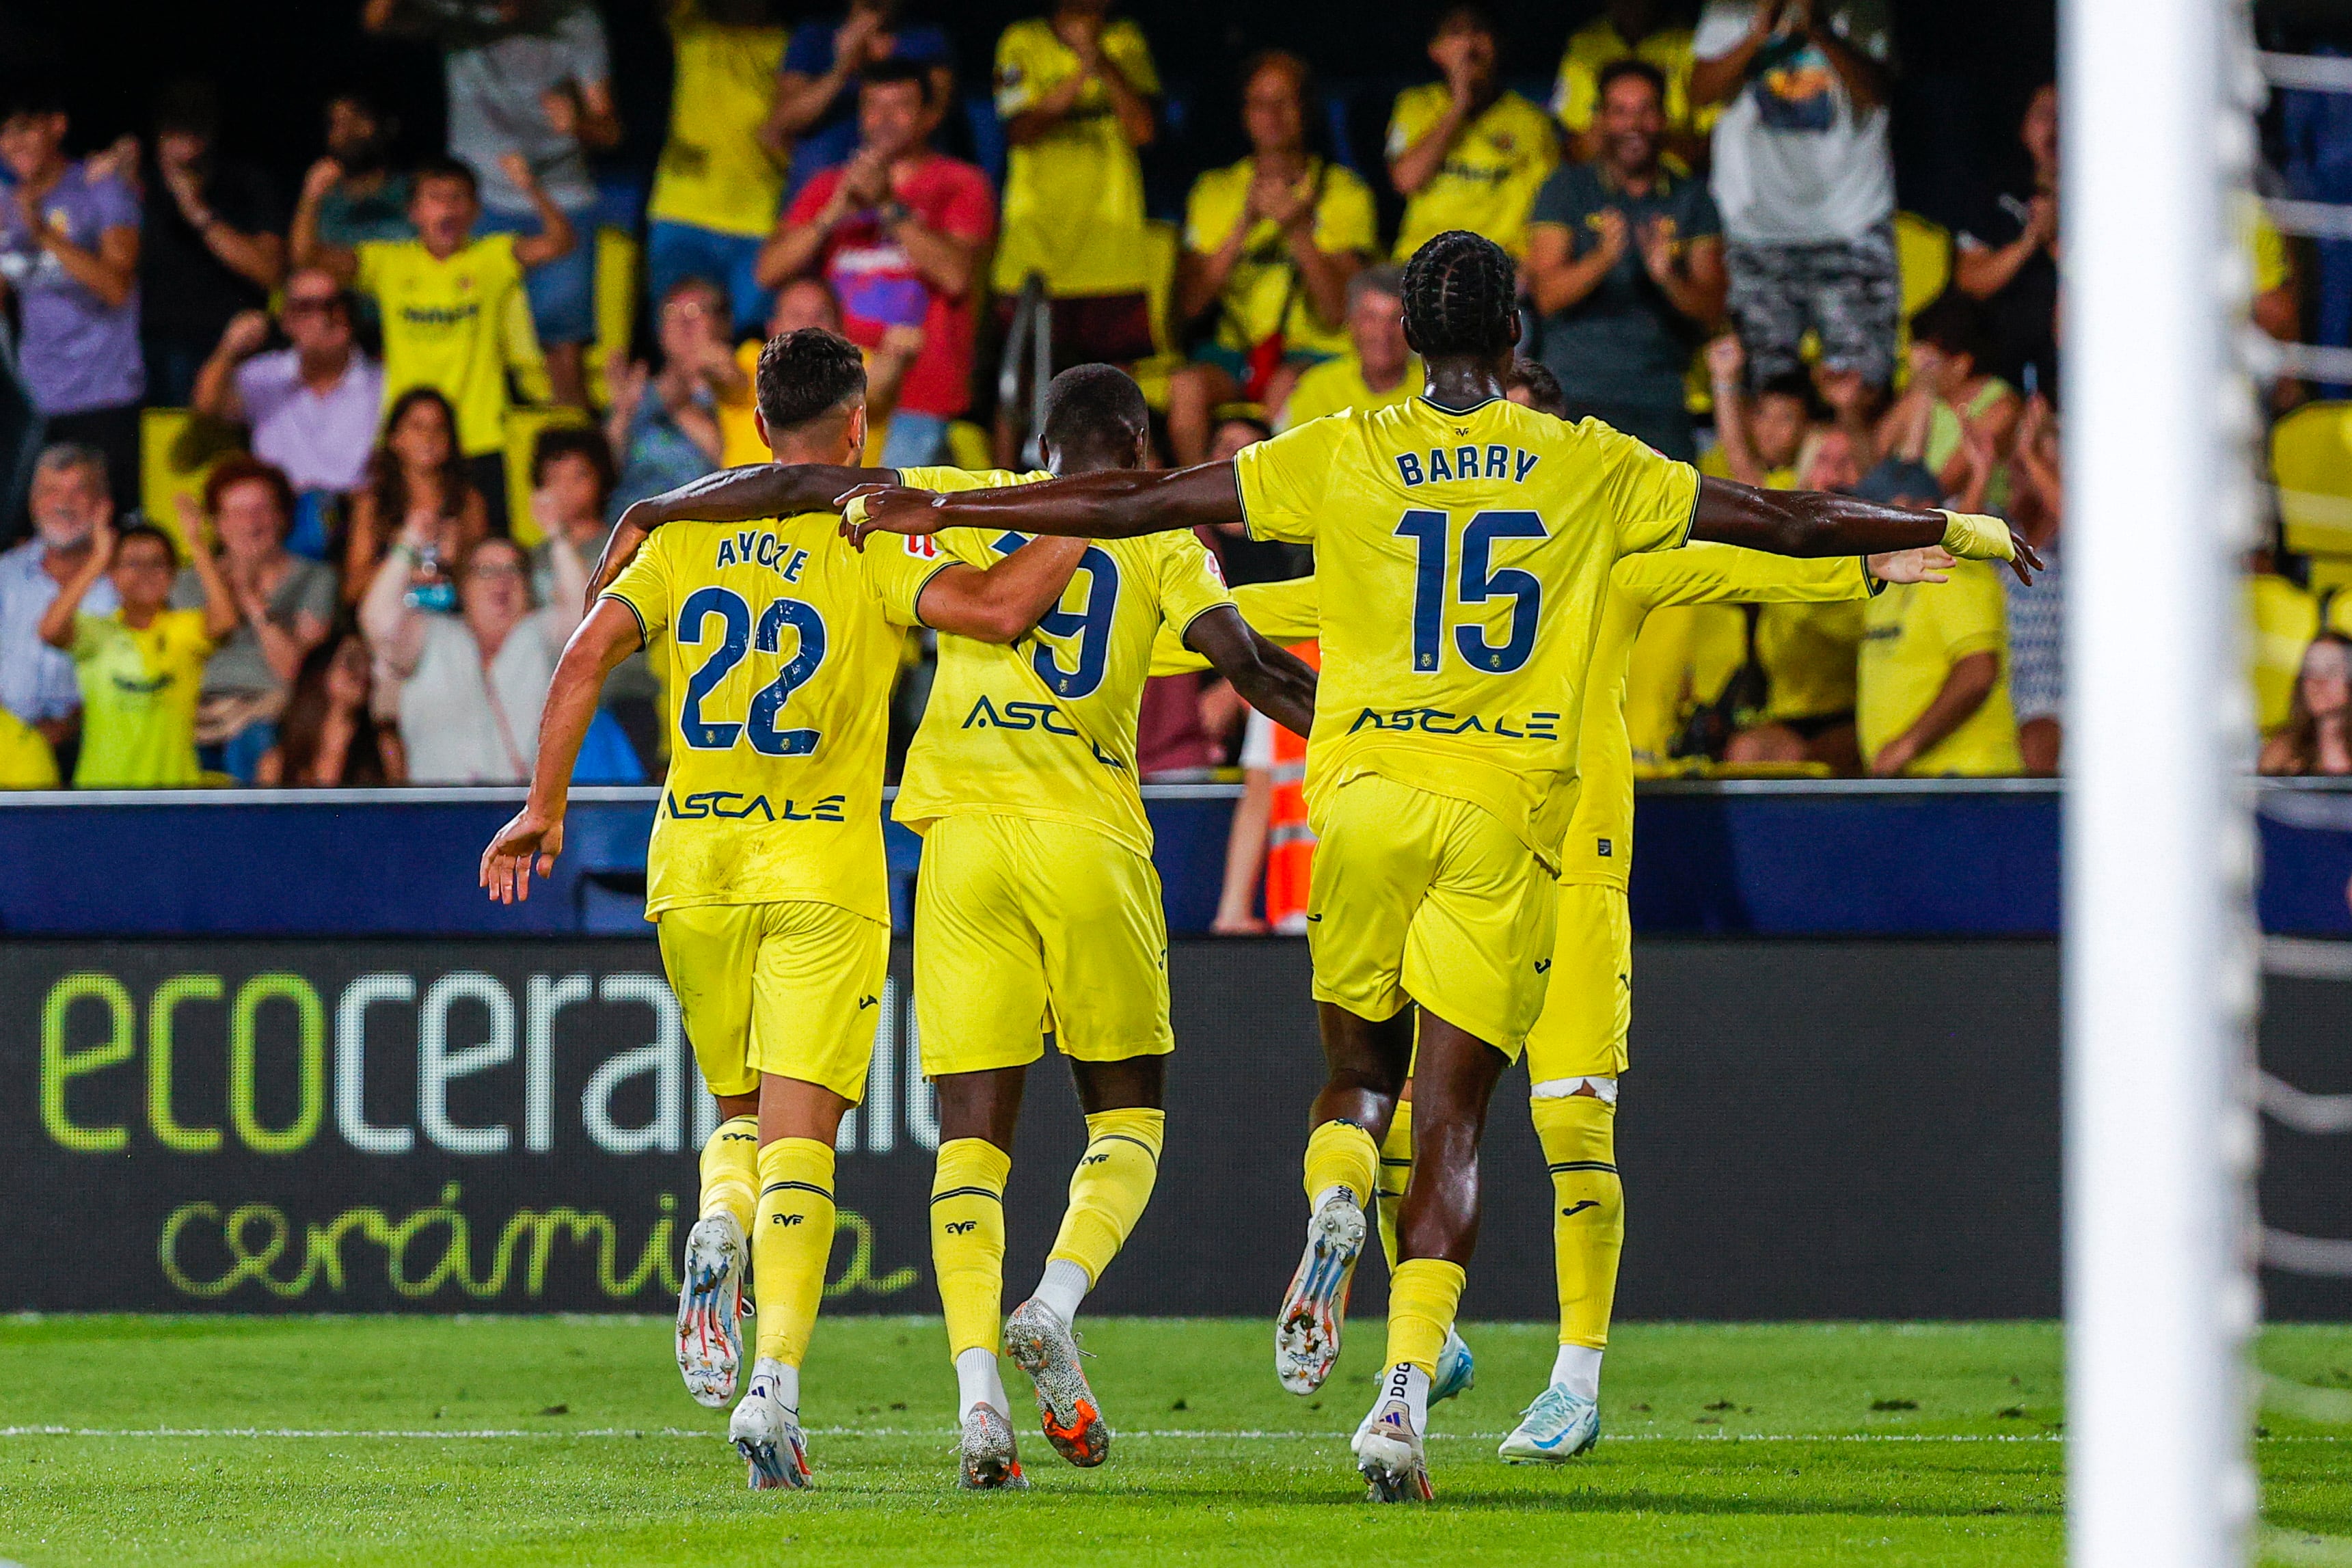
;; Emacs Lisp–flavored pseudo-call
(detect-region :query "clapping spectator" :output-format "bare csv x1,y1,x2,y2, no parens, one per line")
39,517,239,787
300,155,570,521
605,277,735,515
1275,265,1420,431
0,85,144,506
360,525,585,784
1854,459,2020,777
1166,51,1375,465
342,388,491,607
2004,392,2064,775
759,59,993,468
526,426,617,599
1955,83,2058,396
310,92,416,250
257,632,405,785
1525,59,1725,461
135,79,288,405
1876,293,2018,509
2262,634,2352,777
170,459,337,781
1387,5,1559,262
1552,0,1716,167
191,269,386,533
0,446,120,766
770,1,953,195
991,1,1161,372
362,0,619,410
648,0,792,336
1693,0,1900,396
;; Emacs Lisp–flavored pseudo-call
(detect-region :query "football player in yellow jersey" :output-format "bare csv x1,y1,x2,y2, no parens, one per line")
839,230,2037,1502
587,364,1316,1491
478,329,1092,1493
1155,365,1957,1470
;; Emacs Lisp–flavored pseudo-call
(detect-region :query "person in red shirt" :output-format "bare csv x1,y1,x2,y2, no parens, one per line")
756,58,995,468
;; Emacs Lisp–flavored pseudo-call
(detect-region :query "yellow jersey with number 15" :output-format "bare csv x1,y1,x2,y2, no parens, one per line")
601,515,951,922
891,465,1235,861
1234,395,1698,867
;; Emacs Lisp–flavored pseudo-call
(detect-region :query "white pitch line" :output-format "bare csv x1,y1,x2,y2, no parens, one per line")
0,1424,2080,1444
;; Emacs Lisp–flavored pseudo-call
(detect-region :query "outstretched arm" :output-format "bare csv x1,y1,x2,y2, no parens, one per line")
1690,476,2041,584
915,537,1090,643
481,599,640,904
589,461,901,603
1185,604,1316,738
841,463,1243,545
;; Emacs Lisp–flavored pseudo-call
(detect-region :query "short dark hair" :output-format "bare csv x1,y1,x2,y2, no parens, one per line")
1,81,67,121
204,455,297,535
1240,47,1314,101
861,57,933,104
755,329,867,431
1431,3,1496,40
1039,364,1149,457
1755,370,1820,416
1911,290,1995,367
1401,230,1517,357
411,156,478,198
1595,58,1668,109
531,424,617,497
1506,357,1566,418
114,522,181,570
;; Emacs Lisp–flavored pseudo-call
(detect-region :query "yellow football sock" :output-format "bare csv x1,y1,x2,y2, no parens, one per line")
932,1137,1012,1360
1384,1257,1467,1377
1046,1108,1165,1286
1302,1118,1379,1210
697,1114,760,1231
1375,1101,1414,1272
752,1137,836,1368
1533,1092,1623,1350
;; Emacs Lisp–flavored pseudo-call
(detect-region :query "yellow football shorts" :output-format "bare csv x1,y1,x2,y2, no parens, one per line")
913,812,1175,1077
1524,879,1632,1083
656,900,890,1103
1306,772,1559,1056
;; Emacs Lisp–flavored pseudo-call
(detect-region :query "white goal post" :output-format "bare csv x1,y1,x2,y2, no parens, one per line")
2064,0,2261,1563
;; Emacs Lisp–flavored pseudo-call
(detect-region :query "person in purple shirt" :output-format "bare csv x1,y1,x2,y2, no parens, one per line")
0,85,144,510
768,1,954,195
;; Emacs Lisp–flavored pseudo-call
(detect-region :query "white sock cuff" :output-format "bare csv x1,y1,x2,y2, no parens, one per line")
1033,1257,1092,1324
1531,1074,1617,1106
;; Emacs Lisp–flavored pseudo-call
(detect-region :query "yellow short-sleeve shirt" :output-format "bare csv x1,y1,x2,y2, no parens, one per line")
992,17,1160,297
358,235,548,457
1858,558,2022,776
1182,157,1379,357
1385,85,1560,260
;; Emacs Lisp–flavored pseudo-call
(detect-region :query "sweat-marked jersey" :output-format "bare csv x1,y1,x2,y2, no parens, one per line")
891,465,1235,859
601,514,949,921
1233,395,1698,865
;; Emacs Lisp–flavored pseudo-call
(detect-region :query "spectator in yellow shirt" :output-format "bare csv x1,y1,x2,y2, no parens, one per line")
40,519,240,787
992,2,1160,366
1165,51,1377,465
647,0,792,335
1854,460,2021,777
297,155,573,531
1273,266,1420,431
1551,0,1716,167
1386,5,1559,260
0,707,59,788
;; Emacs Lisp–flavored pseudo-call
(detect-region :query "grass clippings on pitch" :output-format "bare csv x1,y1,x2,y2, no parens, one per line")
3,1316,2350,1565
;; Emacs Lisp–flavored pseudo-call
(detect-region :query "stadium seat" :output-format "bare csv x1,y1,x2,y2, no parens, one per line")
586,226,642,411
139,408,240,553
502,405,594,548
2273,401,2352,565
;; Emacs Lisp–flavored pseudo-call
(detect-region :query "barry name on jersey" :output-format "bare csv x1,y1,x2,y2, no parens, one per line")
1394,442,1542,488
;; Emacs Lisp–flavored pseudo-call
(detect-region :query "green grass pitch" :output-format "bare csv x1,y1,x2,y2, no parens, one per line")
4,1316,2351,1565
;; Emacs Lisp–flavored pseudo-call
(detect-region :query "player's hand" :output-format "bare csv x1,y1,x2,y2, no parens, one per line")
586,519,648,607
481,807,564,904
1866,545,1954,585
835,483,944,548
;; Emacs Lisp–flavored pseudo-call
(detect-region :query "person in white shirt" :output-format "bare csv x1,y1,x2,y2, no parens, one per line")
0,444,121,755
1691,0,1899,393
358,521,584,783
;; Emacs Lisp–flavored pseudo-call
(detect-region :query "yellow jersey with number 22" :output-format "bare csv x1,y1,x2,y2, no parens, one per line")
1234,395,1698,867
601,515,951,922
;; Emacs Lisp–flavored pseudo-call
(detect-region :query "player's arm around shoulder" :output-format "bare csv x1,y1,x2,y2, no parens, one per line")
480,595,650,905
590,462,894,602
902,530,1090,645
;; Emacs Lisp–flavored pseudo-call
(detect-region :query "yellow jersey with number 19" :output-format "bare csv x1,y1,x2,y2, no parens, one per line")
1234,396,1698,867
891,465,1235,861
601,515,951,922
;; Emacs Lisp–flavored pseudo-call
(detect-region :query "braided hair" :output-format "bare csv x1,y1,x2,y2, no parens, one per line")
1400,230,1519,358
